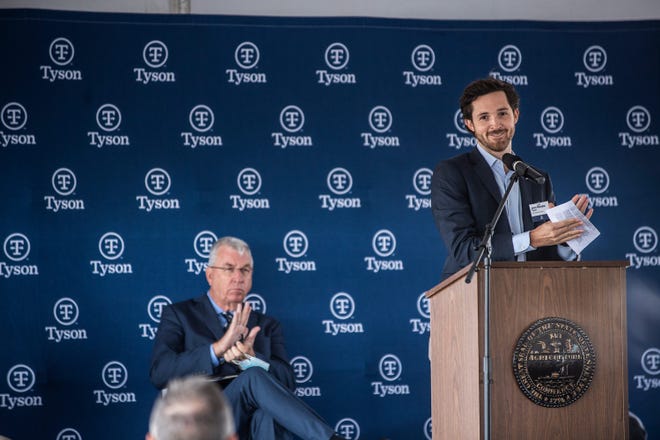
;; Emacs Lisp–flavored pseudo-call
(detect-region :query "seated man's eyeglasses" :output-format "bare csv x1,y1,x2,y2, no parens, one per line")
208,265,253,276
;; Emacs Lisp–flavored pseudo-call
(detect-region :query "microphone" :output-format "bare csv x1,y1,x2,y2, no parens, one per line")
502,153,546,184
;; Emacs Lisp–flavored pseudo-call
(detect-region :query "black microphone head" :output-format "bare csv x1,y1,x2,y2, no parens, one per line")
501,153,520,169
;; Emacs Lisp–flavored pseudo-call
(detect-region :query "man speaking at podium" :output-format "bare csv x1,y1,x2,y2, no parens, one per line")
431,78,593,280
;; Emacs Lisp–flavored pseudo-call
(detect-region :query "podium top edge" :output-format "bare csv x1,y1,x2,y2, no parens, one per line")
425,260,629,298
489,260,629,269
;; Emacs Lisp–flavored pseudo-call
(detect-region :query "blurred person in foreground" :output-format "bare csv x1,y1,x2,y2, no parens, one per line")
146,375,237,440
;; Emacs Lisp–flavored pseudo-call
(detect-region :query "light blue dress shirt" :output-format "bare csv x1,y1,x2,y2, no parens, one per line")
476,145,531,260
476,145,575,261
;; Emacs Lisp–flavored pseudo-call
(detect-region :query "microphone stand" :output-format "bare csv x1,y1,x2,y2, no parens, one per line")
465,172,520,440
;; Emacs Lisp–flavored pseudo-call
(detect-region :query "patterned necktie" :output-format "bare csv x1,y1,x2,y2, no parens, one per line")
221,312,233,329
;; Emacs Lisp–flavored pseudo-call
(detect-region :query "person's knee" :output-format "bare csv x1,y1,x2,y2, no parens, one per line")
241,366,270,383
228,367,272,394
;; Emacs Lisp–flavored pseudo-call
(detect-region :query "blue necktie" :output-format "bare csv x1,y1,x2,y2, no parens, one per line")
221,312,233,329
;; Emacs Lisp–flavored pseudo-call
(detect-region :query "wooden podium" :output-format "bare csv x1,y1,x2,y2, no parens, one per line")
425,261,629,439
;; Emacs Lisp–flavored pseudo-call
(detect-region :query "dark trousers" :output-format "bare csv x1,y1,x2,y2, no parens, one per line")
224,367,333,440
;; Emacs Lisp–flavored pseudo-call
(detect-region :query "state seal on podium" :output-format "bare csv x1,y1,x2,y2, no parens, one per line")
512,317,596,408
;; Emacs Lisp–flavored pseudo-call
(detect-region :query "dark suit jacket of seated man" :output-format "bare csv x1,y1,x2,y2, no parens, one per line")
149,236,343,440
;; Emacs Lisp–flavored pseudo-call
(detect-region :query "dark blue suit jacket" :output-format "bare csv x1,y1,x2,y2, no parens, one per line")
149,293,295,391
431,148,563,280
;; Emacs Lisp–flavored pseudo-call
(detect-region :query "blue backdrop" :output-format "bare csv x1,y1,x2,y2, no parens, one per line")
0,9,659,440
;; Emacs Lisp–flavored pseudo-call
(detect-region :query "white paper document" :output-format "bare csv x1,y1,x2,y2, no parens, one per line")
546,201,600,255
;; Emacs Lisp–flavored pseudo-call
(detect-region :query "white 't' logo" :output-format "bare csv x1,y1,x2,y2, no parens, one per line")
498,44,522,72
325,43,350,70
96,104,122,132
379,354,403,381
583,45,607,73
245,293,267,314
1,102,28,131
330,292,355,320
98,232,125,260
626,106,651,133
368,106,392,133
143,40,168,68
3,233,31,262
7,364,36,393
54,298,79,326
585,167,610,194
52,168,77,196
235,42,260,69
540,106,564,134
372,229,396,257
413,168,433,196
424,418,432,440
327,168,353,195
291,356,314,383
49,37,75,66
237,168,262,196
194,230,218,259
56,428,83,440
283,230,308,258
633,226,658,254
148,295,172,323
102,361,128,389
335,418,360,440
416,292,430,319
279,105,305,133
641,347,660,375
411,44,435,72
453,108,469,134
189,105,215,133
145,168,171,196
